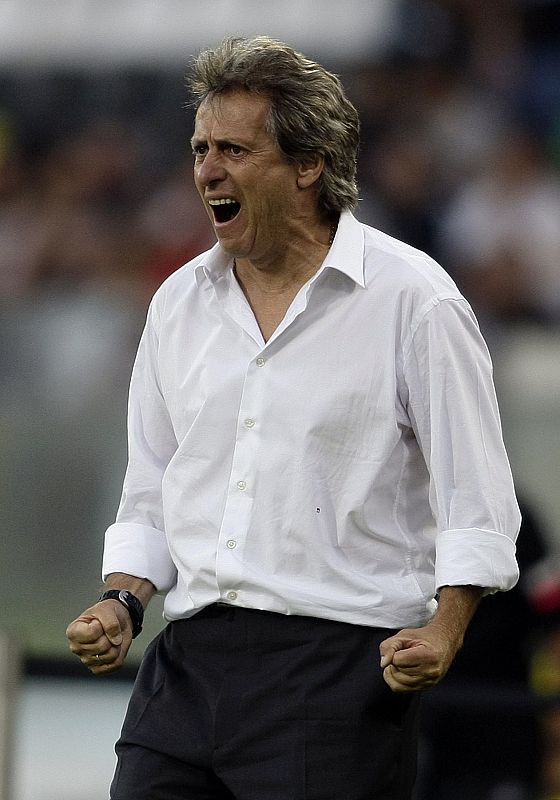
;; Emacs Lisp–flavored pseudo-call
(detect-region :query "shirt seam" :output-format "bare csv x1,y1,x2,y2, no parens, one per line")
392,445,426,609
401,295,470,368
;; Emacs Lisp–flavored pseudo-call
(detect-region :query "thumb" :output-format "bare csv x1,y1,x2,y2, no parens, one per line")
99,604,125,647
107,628,123,647
379,634,404,668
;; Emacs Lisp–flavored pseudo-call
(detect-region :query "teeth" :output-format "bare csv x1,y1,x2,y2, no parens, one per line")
208,198,237,205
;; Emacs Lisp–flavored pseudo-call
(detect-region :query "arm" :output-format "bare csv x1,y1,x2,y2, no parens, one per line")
66,573,156,675
380,584,483,692
381,297,519,692
401,297,520,592
67,297,178,674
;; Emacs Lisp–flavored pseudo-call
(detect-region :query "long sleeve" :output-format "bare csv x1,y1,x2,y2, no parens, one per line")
102,297,178,591
403,296,521,593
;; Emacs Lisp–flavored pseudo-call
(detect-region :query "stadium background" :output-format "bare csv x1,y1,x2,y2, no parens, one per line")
1,1,559,798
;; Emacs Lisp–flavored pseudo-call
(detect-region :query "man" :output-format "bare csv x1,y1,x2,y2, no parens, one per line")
67,36,520,799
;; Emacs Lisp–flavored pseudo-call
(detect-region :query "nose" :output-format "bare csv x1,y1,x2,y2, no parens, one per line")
195,149,227,188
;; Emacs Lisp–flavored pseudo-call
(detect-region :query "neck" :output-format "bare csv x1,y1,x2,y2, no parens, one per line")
233,218,337,293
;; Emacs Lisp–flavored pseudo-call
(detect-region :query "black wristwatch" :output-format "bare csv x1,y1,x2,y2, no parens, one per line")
98,589,144,638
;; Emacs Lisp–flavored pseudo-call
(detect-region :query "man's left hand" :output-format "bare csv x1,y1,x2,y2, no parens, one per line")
379,623,458,692
379,584,483,692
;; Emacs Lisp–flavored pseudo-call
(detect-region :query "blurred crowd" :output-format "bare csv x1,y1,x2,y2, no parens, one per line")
1,1,560,798
0,1,559,333
0,0,560,332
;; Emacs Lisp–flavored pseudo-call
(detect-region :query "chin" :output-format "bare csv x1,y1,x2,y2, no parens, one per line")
217,233,252,260
216,236,238,256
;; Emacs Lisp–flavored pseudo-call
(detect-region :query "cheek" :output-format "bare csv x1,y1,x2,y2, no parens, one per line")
193,176,211,217
193,168,203,195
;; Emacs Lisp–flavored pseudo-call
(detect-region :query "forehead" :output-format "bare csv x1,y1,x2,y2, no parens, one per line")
193,89,273,142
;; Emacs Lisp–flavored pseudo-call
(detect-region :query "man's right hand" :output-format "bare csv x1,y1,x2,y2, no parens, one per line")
66,600,134,675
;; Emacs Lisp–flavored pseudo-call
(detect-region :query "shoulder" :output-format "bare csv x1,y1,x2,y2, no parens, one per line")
148,243,221,319
358,217,462,302
156,246,214,295
344,216,479,355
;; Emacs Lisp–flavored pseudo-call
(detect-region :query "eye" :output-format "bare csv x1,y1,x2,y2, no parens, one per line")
192,144,208,158
227,144,244,156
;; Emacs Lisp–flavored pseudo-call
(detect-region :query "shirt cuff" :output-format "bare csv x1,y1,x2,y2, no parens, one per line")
102,522,177,592
435,528,519,594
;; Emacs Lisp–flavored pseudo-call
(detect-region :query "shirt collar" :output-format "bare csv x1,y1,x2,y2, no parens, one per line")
194,209,365,289
321,210,366,288
194,243,231,288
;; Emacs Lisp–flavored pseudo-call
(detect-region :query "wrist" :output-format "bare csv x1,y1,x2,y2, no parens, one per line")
430,585,484,648
103,573,156,607
98,589,144,638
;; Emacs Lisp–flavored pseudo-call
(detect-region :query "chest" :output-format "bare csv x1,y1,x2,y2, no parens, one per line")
245,292,297,342
158,287,408,465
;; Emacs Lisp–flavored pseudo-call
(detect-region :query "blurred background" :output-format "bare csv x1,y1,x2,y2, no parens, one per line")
1,0,559,798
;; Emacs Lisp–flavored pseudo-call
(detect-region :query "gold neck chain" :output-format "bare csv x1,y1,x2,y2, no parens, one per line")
328,222,337,248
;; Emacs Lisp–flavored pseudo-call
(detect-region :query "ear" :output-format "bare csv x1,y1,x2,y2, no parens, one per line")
296,153,325,190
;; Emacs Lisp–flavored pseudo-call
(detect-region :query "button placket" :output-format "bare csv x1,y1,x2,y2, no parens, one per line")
215,350,268,601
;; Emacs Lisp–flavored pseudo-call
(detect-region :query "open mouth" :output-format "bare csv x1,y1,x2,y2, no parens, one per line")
208,198,241,224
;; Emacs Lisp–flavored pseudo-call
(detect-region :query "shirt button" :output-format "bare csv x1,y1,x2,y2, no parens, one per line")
244,418,255,428
236,480,247,490
256,357,266,367
226,591,238,602
226,539,237,549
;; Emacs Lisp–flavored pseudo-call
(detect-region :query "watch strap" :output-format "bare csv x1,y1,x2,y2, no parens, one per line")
98,589,144,638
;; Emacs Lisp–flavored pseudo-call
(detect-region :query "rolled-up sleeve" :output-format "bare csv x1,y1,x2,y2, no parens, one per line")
102,295,178,591
404,296,521,593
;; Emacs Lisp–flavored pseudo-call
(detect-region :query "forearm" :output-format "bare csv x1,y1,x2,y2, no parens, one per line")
429,584,484,652
103,572,157,610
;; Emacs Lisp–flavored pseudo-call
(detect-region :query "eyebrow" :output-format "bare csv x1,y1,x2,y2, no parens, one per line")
190,134,250,150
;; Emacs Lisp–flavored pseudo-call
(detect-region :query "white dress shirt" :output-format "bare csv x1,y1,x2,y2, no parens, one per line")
103,210,520,628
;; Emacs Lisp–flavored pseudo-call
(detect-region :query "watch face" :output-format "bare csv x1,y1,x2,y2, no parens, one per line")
118,590,141,611
115,590,144,637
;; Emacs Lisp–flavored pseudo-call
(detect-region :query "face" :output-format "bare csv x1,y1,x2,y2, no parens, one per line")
191,89,305,264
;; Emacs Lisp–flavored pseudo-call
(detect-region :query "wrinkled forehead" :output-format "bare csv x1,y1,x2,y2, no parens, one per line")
194,89,274,140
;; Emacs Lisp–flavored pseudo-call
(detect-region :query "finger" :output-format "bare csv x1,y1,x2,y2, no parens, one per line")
68,605,127,648
79,644,117,663
95,601,128,646
85,649,127,675
380,639,410,668
89,660,124,675
81,652,106,668
392,656,442,680
66,616,105,645
379,638,400,668
379,630,420,666
80,647,119,670
383,665,428,693
385,660,444,690
68,604,133,674
392,646,430,669
69,635,115,656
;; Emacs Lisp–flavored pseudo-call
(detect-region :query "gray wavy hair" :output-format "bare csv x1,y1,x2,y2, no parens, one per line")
187,36,360,216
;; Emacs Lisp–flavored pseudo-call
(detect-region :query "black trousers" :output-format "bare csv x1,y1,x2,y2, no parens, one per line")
110,604,420,800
